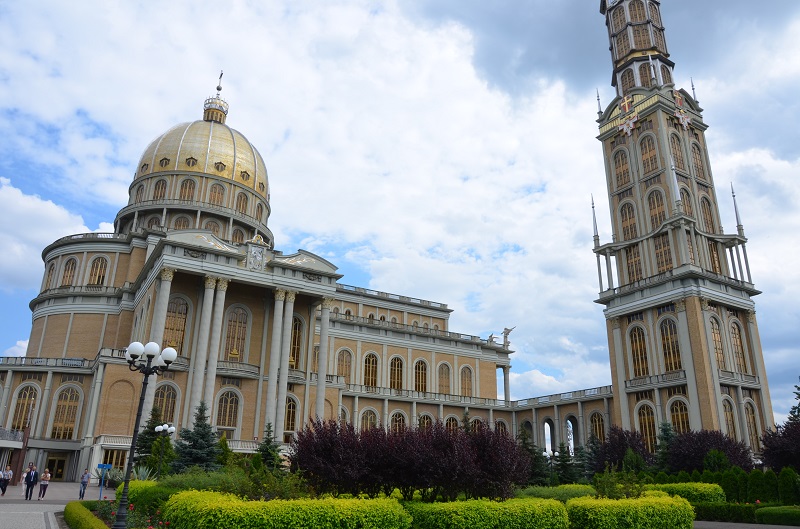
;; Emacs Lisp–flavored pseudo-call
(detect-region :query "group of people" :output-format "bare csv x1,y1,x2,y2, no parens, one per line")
0,464,92,500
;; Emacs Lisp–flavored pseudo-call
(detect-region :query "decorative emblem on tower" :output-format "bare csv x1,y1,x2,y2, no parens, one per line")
674,109,691,130
619,113,639,136
619,95,634,114
673,90,684,108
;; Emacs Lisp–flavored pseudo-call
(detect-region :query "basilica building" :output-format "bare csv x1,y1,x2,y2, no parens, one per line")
0,0,773,482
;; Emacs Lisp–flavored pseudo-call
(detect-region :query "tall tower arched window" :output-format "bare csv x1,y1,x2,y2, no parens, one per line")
364,354,378,387
337,350,352,384
390,357,403,390
630,327,649,378
51,387,80,440
629,0,646,22
164,298,189,355
289,317,303,369
621,203,637,241
745,403,760,450
649,2,662,26
61,258,77,286
614,150,631,187
154,385,177,424
611,6,626,32
654,233,673,273
670,400,690,434
639,63,652,88
361,409,377,430
216,391,239,431
438,364,451,394
701,198,715,233
640,136,658,174
723,400,737,439
224,307,248,362
626,244,643,282
633,25,650,50
691,144,706,180
686,232,696,264
153,179,167,200
731,323,748,373
660,319,682,372
460,366,473,397
414,361,427,393
660,63,671,83
179,179,195,201
711,319,726,369
235,193,248,214
680,189,693,217
209,184,225,206
638,404,657,453
708,241,722,274
670,134,685,170
620,67,634,94
591,412,606,443
88,257,108,286
45,263,55,290
648,191,666,229
12,386,38,430
390,412,405,433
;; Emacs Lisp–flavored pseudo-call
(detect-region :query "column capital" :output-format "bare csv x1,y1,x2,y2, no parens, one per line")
216,278,230,292
204,276,218,290
285,291,297,303
747,309,756,323
700,297,710,311
160,268,177,282
274,289,286,301
611,317,621,329
675,298,686,312
321,297,335,310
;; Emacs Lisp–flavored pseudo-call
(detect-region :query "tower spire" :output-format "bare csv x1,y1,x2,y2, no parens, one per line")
592,194,600,248
596,89,603,117
691,77,698,103
732,183,745,236
203,70,229,124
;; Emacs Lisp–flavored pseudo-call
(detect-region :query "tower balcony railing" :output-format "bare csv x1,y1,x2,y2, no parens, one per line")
0,426,24,443
118,198,267,228
516,385,613,406
217,360,260,378
624,370,686,389
0,356,91,369
718,370,759,385
336,284,448,309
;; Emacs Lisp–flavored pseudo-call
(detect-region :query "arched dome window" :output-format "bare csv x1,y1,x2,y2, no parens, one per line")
701,198,715,233
51,387,80,439
732,323,747,373
391,412,406,433
446,416,459,432
209,184,225,206
611,6,626,33
179,179,195,201
414,360,427,392
232,228,245,244
650,2,662,26
164,297,189,355
626,244,643,282
638,404,657,452
654,233,673,273
235,193,248,214
154,385,177,424
711,318,726,369
660,63,671,83
361,409,377,430
88,257,108,286
364,354,378,387
135,185,144,203
255,203,263,222
174,217,190,230
216,391,239,429
723,400,737,438
224,307,248,362
337,350,352,384
61,258,77,286
153,179,167,200
591,412,605,443
633,25,649,49
12,386,38,430
289,317,303,369
205,220,221,237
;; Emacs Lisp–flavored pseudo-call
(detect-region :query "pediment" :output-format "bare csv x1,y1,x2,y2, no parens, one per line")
273,249,338,274
165,230,239,254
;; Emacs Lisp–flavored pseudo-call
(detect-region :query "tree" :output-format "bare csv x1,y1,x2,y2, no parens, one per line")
554,442,576,484
173,401,221,473
590,426,653,474
144,435,176,478
517,427,549,486
257,423,283,471
655,422,675,472
134,407,163,461
217,435,235,467
788,381,800,424
666,430,753,473
762,415,800,471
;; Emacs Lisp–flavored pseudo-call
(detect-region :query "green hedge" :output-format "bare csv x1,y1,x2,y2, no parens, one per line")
566,496,694,529
116,479,179,515
516,484,595,503
644,482,725,503
63,501,109,529
755,506,800,526
403,498,568,529
164,490,412,529
692,502,759,523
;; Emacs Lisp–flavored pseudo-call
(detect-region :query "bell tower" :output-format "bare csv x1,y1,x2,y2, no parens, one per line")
594,0,774,452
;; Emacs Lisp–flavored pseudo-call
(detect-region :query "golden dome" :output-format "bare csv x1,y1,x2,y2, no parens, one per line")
134,95,269,200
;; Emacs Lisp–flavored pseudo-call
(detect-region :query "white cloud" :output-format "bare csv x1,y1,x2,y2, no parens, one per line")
2,340,28,357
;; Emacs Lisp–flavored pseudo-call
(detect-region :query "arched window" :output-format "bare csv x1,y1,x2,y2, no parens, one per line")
650,2,662,26
640,136,658,174
591,412,605,443
654,233,673,273
660,319,682,372
235,193,248,214
205,220,221,236
708,241,722,274
135,185,144,203
45,263,55,290
648,191,666,229
147,217,161,229
216,391,239,429
639,63,652,88
445,416,459,432
633,25,649,50
460,366,473,397
638,405,657,453
51,387,80,439
364,354,378,387
361,409,377,430
179,179,195,201
232,228,245,244
438,364,451,394
164,297,189,355
289,317,303,369
692,144,706,180
670,135,685,170
745,403,760,450
621,203,637,241
680,189,693,217
285,398,297,433
670,400,690,434
337,350,352,384
12,386,38,430
255,203,263,222
630,327,649,378
390,412,405,433
723,400,737,438
209,184,225,206
224,307,248,362
154,385,177,424
496,421,508,435
61,258,77,286
620,67,634,93
419,415,433,429
614,150,631,187
626,244,643,282
711,319,726,369
660,63,671,83
732,323,747,373
686,232,696,264
414,361,427,392
611,6,626,32
88,258,108,286
629,0,646,22
701,199,715,233
153,179,167,200
390,357,403,390
174,217,190,230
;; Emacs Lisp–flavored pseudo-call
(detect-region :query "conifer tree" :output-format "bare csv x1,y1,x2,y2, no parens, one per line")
134,407,163,461
173,401,221,472
257,423,283,471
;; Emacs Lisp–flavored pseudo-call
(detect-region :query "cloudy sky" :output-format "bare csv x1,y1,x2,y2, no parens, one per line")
1,1,798,422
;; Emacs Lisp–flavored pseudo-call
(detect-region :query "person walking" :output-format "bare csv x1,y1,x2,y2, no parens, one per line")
24,465,38,500
79,468,90,499
0,465,12,496
37,468,51,500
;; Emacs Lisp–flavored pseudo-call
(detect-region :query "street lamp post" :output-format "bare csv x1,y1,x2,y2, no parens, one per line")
543,450,559,484
112,342,177,529
154,423,176,479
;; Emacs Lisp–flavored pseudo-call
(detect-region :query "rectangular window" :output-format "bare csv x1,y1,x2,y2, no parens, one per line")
654,233,673,273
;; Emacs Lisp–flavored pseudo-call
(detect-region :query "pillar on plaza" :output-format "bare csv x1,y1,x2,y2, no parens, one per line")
264,289,286,437
203,279,229,407
314,298,333,419
503,365,511,402
188,276,217,422
274,291,296,442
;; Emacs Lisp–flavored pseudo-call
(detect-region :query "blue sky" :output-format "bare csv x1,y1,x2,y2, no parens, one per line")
1,0,798,422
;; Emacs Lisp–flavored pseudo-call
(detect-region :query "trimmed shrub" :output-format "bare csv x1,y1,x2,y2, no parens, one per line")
516,484,595,503
778,467,800,505
737,470,749,502
566,496,693,529
676,470,691,483
641,490,669,498
764,469,779,503
720,470,739,502
701,470,715,483
748,469,767,503
164,490,411,529
645,482,725,503
404,498,569,529
693,502,758,523
755,506,800,525
690,470,702,482
654,471,669,484
64,501,109,529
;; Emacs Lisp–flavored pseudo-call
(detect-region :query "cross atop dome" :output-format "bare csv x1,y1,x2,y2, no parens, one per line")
203,70,229,124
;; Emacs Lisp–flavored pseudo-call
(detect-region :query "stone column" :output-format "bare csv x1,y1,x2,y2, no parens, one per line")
34,372,54,437
264,290,286,437
735,386,750,448
142,268,175,419
314,298,333,419
203,279,229,407
188,276,217,422
0,370,13,425
79,362,106,472
503,365,511,402
274,291,296,442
